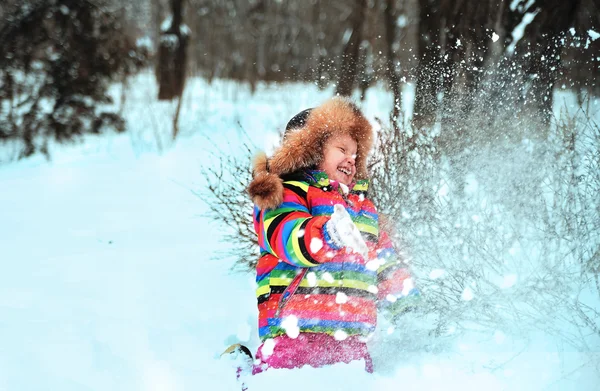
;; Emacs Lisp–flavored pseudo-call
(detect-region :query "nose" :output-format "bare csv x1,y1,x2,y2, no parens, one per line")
346,153,356,165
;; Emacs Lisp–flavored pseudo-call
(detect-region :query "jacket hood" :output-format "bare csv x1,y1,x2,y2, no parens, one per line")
248,97,373,210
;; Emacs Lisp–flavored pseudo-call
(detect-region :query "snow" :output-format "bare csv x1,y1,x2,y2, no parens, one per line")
335,292,349,304
322,272,335,283
461,287,475,301
588,29,600,41
429,269,445,279
367,285,379,294
1,73,599,390
160,16,172,32
401,278,415,296
508,10,539,54
333,330,349,341
339,182,349,195
309,237,323,253
281,316,300,339
261,339,276,358
136,36,153,51
306,272,317,287
501,274,518,289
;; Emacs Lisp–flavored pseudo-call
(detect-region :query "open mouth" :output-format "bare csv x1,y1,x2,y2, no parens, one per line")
338,167,352,176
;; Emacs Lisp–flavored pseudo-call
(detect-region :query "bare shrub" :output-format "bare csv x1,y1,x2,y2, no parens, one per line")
197,129,258,271
200,98,599,353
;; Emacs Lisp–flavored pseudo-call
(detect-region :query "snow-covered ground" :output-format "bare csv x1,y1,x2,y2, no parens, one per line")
1,73,598,390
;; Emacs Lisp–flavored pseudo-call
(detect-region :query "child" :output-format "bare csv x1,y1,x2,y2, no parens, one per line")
247,97,418,374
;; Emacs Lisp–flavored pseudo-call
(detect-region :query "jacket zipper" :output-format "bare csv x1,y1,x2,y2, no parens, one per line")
275,268,308,317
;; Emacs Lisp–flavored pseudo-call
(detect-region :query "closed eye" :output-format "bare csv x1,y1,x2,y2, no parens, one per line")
339,147,346,153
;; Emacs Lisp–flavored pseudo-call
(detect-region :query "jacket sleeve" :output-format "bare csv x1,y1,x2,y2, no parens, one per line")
375,229,421,314
253,182,337,267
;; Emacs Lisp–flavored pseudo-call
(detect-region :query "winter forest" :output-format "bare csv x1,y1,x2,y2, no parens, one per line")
1,0,600,390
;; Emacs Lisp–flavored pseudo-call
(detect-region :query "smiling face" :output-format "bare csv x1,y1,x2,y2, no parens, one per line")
318,133,358,186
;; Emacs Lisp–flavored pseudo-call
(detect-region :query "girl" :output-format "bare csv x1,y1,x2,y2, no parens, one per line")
247,97,418,374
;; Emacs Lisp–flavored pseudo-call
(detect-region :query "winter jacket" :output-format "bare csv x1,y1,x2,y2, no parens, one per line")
247,97,418,346
252,170,418,342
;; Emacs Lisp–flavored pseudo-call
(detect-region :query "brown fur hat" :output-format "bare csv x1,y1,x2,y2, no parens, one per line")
248,96,373,210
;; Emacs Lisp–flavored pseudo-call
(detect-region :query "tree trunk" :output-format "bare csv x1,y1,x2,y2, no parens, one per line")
336,0,367,97
383,0,402,126
157,0,189,101
413,0,442,129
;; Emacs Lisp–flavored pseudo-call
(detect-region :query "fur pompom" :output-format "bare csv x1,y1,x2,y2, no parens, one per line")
248,152,284,210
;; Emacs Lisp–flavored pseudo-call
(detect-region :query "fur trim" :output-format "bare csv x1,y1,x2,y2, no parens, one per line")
248,97,373,210
248,152,284,210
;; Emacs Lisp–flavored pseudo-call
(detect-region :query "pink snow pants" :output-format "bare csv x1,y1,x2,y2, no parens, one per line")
252,333,373,374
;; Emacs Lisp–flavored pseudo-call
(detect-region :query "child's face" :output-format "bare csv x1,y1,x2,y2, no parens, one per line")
318,133,358,185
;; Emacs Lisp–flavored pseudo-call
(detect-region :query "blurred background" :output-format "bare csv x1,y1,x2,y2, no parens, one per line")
1,0,599,157
1,1,600,389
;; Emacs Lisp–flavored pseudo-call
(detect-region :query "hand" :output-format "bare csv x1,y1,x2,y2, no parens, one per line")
325,204,369,259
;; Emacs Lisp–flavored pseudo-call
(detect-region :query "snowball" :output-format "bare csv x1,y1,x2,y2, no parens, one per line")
386,294,397,303
492,32,500,42
333,330,348,341
335,292,348,304
261,339,276,358
310,238,323,253
306,272,317,287
461,287,474,301
281,315,300,339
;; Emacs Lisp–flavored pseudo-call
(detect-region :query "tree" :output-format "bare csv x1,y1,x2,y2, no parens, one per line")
0,0,145,159
336,0,368,96
412,0,442,129
157,0,189,101
156,0,190,139
382,0,403,127
515,0,585,123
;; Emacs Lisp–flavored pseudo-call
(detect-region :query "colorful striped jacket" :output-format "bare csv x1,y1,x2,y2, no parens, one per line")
253,170,418,342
